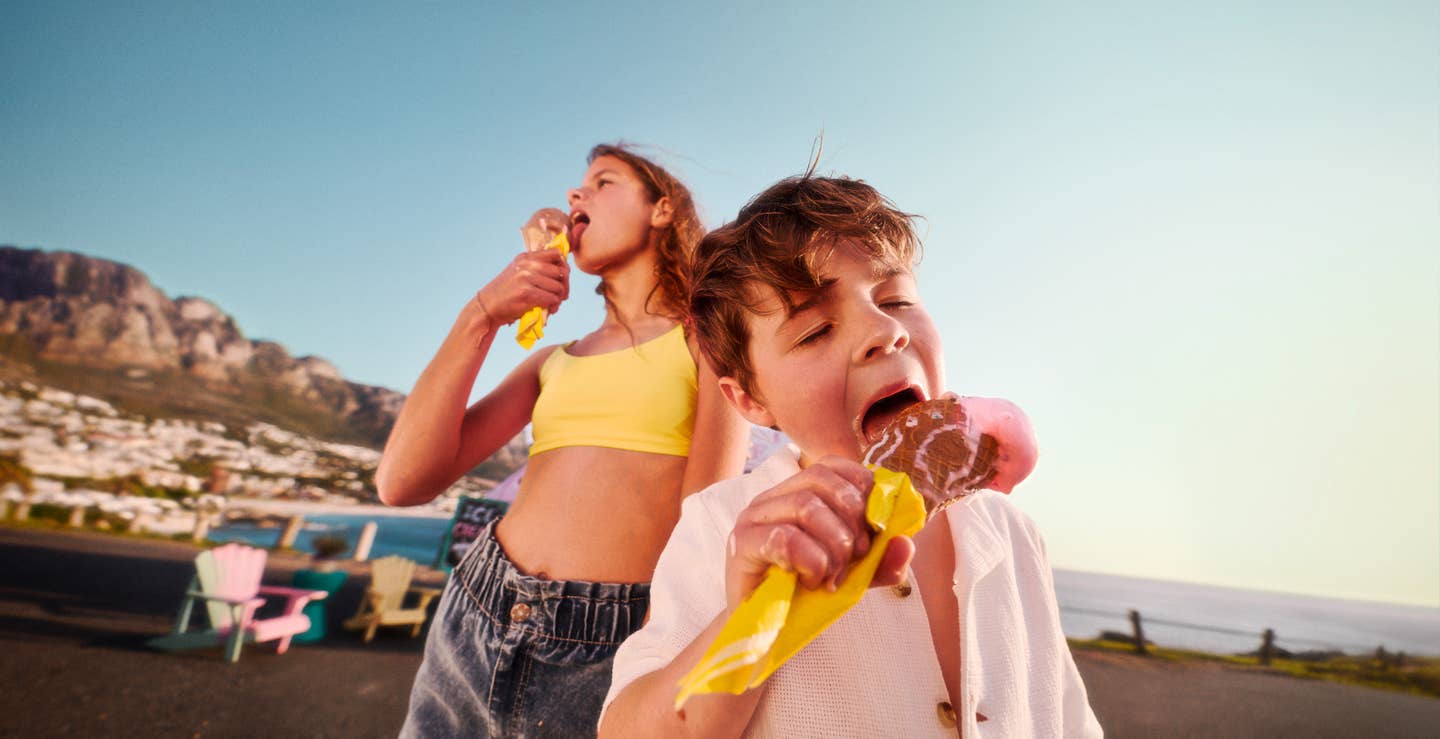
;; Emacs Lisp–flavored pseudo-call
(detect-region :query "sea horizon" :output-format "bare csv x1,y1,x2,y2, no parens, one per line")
1053,566,1439,613
1052,568,1439,658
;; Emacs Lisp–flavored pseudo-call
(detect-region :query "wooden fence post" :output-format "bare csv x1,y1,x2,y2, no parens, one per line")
278,515,305,549
1259,628,1275,665
353,521,378,562
1129,609,1148,655
192,510,212,542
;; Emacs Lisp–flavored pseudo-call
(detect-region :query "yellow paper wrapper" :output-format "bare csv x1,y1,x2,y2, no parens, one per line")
515,230,570,350
674,466,927,710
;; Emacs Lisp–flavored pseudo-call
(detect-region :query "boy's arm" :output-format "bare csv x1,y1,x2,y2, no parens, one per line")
598,485,756,737
599,611,765,738
600,456,914,737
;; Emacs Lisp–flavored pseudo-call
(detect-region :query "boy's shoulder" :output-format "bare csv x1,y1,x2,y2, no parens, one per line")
954,488,1040,531
943,490,1051,581
679,443,802,532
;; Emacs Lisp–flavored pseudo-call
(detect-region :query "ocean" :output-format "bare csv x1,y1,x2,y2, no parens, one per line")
211,513,454,569
212,514,1440,657
1053,569,1440,657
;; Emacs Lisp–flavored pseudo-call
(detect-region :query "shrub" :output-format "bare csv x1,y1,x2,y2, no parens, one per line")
311,534,350,559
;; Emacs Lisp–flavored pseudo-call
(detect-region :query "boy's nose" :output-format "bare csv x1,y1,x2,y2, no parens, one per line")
856,311,909,363
567,187,585,206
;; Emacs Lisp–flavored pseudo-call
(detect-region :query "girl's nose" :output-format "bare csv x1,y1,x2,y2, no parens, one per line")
856,309,909,364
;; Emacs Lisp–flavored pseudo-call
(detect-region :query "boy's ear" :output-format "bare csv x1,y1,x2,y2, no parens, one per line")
717,376,777,429
649,196,674,228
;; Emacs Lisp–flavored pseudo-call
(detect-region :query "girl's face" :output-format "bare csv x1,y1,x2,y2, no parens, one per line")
566,155,668,275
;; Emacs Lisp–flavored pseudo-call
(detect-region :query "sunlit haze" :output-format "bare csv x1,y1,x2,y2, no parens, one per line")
2,2,1435,607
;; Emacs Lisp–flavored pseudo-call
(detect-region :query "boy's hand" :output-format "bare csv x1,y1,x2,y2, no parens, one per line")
724,456,914,611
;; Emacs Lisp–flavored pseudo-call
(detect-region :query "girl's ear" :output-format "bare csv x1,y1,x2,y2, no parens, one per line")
717,376,776,429
649,196,674,228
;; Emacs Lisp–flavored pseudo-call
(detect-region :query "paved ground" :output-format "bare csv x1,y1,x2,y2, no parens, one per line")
1078,647,1440,738
2,525,1437,737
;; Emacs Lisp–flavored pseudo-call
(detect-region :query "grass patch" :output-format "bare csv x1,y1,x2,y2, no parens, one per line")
1069,638,1440,699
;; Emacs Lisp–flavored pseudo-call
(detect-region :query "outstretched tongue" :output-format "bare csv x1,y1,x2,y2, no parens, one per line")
861,389,919,446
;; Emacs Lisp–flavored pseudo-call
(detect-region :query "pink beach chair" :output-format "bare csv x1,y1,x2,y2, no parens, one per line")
148,543,328,663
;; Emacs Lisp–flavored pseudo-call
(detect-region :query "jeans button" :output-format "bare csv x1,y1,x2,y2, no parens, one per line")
509,602,532,623
893,579,913,598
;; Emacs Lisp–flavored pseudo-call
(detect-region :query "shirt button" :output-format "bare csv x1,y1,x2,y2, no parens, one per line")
893,579,913,598
937,701,957,728
509,602,532,623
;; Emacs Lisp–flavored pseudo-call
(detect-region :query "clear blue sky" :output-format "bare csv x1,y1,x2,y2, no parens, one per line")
3,1,1436,607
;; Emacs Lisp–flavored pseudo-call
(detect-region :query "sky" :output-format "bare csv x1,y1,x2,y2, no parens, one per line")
2,1,1436,608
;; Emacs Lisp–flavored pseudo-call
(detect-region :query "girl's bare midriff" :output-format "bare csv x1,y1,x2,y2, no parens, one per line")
495,445,688,583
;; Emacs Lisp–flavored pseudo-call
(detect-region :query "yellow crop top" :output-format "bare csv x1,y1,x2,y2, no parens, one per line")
529,324,697,457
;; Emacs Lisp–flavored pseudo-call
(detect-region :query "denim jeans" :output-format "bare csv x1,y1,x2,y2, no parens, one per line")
400,521,650,738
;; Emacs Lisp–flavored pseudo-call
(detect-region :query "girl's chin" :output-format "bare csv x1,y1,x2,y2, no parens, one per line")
570,254,603,276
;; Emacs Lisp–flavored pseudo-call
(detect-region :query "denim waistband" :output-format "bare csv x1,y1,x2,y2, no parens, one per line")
452,520,650,651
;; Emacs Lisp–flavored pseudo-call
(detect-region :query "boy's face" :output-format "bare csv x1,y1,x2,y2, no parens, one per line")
719,240,946,464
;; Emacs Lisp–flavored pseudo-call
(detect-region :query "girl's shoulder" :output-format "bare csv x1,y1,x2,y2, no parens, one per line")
516,343,565,379
565,319,684,357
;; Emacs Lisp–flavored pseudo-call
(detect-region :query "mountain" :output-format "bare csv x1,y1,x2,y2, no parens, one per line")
0,246,407,448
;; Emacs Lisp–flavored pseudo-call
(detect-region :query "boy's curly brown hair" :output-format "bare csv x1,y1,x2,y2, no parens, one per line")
690,174,923,395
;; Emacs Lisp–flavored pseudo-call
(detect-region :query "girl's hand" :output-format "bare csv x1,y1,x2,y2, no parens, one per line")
723,456,912,611
475,248,571,326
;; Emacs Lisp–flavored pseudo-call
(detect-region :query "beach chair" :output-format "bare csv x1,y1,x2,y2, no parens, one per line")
343,555,443,643
147,543,328,663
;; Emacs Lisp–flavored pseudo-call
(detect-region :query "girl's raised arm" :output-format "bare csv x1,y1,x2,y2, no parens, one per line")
377,247,569,506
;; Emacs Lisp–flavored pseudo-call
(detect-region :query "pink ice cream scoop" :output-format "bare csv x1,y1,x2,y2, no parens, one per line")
861,396,1038,513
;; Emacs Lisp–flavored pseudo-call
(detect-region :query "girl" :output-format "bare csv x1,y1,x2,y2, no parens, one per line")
378,145,749,738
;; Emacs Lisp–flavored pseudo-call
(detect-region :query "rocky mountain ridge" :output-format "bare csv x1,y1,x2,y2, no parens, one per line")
0,246,409,451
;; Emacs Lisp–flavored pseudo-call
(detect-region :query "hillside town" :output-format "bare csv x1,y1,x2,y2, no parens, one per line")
0,378,493,531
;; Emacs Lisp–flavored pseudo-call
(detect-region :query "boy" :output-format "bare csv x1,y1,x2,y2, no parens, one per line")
599,175,1101,737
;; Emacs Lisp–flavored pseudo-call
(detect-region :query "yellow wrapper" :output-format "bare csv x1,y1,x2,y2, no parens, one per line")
515,230,570,350
674,466,926,709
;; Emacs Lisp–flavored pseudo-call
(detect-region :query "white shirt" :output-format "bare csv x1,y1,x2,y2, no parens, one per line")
603,446,1103,738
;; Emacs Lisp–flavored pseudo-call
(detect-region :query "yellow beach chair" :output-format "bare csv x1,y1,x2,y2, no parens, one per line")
343,555,443,643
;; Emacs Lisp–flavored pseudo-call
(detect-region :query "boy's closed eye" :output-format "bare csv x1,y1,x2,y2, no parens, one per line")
795,323,832,347
793,295,916,348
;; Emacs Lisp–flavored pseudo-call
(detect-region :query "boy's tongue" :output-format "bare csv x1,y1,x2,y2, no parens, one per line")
860,390,918,446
